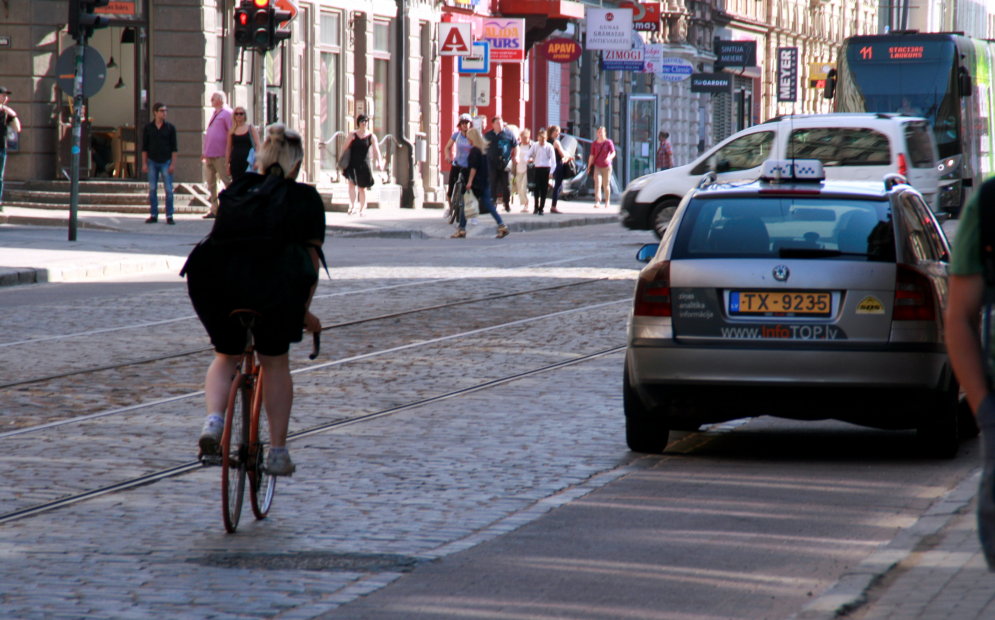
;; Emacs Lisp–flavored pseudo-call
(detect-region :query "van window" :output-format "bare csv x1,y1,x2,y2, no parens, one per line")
904,122,936,168
691,131,774,174
788,128,891,166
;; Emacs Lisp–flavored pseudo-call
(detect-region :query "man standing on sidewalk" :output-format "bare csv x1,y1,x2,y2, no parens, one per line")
0,86,22,210
201,91,232,219
141,103,178,224
484,116,516,213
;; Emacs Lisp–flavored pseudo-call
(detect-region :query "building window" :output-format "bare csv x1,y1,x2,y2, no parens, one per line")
372,20,391,138
319,12,342,171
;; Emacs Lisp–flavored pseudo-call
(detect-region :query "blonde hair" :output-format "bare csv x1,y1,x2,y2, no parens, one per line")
466,127,488,150
254,123,303,179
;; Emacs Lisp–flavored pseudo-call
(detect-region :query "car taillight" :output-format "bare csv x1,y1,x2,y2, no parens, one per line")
897,153,908,177
634,260,672,317
893,264,935,321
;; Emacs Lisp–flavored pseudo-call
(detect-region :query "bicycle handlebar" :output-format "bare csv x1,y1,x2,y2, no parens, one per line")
309,331,321,360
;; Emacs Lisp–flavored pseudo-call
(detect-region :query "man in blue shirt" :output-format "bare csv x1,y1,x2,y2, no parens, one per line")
484,116,517,213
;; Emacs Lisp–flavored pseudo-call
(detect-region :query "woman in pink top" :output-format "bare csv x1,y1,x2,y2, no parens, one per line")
588,126,616,209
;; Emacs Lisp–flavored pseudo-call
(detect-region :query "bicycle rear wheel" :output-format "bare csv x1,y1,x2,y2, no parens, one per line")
250,368,276,519
221,372,250,533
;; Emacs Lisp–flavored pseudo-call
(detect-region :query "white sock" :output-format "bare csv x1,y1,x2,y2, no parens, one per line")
206,413,223,424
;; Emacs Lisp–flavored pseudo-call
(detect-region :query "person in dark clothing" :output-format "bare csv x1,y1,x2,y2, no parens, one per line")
341,114,383,216
0,85,21,209
548,125,568,214
484,116,517,213
141,102,179,224
451,127,509,239
226,105,260,182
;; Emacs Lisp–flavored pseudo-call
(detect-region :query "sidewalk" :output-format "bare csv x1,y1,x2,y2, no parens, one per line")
0,199,621,287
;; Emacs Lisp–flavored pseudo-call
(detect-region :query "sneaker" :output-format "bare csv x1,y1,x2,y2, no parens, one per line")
198,416,224,455
266,449,296,476
166,217,175,225
496,225,510,239
145,216,158,224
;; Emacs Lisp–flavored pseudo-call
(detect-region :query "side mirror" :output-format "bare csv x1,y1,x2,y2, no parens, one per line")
959,67,973,97
636,243,659,263
823,69,837,99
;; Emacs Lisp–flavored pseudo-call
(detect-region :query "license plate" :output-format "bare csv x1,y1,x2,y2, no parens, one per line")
729,291,831,316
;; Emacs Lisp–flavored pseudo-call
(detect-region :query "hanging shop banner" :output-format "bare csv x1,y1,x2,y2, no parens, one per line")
439,23,473,56
95,1,137,16
540,38,583,63
586,8,634,51
777,46,799,102
601,48,645,72
642,44,663,74
659,56,694,81
617,1,661,32
481,18,525,62
690,72,733,94
715,40,757,68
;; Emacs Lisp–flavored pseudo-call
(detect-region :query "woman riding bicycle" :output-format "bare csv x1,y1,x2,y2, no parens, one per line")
195,124,325,476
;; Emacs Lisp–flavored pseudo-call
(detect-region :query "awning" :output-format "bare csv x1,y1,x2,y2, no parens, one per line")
500,0,585,20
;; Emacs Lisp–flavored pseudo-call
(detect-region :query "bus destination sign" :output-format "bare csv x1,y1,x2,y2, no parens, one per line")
853,41,941,62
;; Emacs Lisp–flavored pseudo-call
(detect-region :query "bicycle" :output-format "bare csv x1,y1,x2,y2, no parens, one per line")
446,176,466,226
201,310,320,533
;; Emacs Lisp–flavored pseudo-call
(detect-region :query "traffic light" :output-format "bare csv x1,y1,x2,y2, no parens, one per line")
234,1,254,48
252,0,272,50
271,6,293,49
68,0,110,41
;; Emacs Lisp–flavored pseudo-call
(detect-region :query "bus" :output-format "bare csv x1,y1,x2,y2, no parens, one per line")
827,32,995,211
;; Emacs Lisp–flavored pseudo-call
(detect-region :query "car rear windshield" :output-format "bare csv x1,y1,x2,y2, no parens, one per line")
787,128,891,166
672,196,895,261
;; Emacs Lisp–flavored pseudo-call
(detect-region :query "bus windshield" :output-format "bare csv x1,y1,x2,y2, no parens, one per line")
838,38,961,157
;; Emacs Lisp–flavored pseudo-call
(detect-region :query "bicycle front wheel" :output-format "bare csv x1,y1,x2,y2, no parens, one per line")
250,368,276,519
221,373,250,533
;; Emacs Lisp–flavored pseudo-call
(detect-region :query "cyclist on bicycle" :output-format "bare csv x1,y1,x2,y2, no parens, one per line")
443,113,473,213
195,124,325,476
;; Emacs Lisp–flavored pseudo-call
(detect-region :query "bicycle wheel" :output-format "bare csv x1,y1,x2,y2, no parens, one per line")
221,371,250,533
447,181,464,225
250,368,276,519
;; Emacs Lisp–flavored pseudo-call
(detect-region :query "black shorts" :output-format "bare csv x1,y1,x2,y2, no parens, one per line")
205,309,303,357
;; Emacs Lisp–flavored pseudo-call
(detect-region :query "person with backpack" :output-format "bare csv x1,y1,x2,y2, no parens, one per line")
183,124,325,476
946,178,995,569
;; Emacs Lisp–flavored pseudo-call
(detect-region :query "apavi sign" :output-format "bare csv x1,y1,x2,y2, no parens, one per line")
481,18,525,62
541,38,583,63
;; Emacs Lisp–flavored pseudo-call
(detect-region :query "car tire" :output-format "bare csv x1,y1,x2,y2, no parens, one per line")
916,383,960,459
624,366,670,453
649,198,679,239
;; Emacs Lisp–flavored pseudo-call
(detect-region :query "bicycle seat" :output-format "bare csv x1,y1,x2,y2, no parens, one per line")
229,309,263,328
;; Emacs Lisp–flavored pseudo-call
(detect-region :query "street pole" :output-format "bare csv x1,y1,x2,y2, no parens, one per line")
68,41,87,242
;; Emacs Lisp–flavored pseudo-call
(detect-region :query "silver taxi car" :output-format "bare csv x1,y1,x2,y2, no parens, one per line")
624,159,960,457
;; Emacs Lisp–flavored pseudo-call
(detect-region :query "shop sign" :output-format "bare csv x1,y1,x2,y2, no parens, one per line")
777,46,798,102
586,8,633,51
481,18,524,63
95,1,137,16
690,72,732,94
600,48,644,72
540,38,583,63
439,23,473,56
659,56,694,82
617,1,661,32
641,44,663,73
714,40,756,68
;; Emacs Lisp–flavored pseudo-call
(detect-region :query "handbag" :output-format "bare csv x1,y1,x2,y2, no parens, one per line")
246,147,256,168
462,190,480,218
564,158,577,178
337,147,351,170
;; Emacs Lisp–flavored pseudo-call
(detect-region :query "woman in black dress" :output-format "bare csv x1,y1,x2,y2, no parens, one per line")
342,114,383,216
225,106,260,182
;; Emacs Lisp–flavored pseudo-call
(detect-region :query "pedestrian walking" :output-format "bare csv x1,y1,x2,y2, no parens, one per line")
451,127,509,239
513,128,532,213
528,128,556,216
226,106,260,182
201,91,233,219
588,126,616,209
945,177,995,570
548,125,568,214
484,115,517,213
141,102,178,224
444,113,474,215
656,130,674,171
0,86,21,209
341,114,383,216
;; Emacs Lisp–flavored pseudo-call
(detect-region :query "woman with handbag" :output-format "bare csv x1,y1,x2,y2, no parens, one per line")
226,106,260,182
587,126,616,209
451,127,510,239
340,114,383,216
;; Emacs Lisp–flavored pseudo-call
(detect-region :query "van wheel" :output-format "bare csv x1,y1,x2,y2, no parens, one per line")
624,366,670,453
650,199,679,239
916,385,960,459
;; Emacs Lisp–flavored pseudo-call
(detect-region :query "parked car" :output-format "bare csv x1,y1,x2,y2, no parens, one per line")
624,159,961,457
620,113,941,238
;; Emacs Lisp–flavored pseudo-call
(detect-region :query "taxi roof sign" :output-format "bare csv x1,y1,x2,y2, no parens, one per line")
761,159,825,182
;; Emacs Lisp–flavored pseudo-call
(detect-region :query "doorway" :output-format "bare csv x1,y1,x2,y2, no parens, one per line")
624,95,657,185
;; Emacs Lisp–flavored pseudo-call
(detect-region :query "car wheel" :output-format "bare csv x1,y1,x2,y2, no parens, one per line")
624,366,670,453
650,199,679,239
916,384,960,459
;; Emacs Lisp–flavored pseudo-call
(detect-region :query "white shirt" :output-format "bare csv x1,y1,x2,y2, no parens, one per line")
530,142,556,168
515,140,532,173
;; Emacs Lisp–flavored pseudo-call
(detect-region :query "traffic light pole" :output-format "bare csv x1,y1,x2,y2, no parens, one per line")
68,39,87,241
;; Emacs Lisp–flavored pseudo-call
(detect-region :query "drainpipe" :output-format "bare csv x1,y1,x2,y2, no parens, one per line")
395,0,415,208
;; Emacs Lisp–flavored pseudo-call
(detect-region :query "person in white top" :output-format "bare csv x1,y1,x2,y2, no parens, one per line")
513,128,532,213
527,128,556,215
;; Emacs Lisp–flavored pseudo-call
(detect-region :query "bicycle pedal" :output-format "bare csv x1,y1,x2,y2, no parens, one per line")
199,453,222,466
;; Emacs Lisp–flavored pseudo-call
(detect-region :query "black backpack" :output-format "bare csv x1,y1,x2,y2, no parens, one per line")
181,171,326,335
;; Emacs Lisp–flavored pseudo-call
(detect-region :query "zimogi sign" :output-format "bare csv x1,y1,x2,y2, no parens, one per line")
601,48,645,71
777,47,798,102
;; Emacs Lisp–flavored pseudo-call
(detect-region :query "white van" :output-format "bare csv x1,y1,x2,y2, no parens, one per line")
621,113,940,237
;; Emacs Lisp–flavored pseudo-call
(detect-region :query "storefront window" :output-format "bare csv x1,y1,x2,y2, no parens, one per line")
372,21,391,138
319,12,342,171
